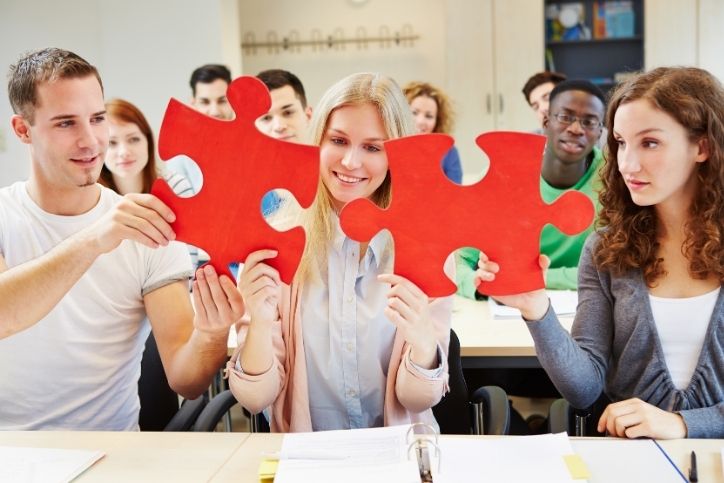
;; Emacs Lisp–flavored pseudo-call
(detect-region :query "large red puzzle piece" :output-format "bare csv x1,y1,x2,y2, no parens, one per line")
339,131,594,297
151,76,319,283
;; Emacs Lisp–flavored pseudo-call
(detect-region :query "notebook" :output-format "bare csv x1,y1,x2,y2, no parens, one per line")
489,289,578,319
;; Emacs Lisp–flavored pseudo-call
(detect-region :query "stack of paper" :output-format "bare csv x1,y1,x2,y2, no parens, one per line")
0,446,104,483
489,290,578,319
432,432,583,482
273,425,420,483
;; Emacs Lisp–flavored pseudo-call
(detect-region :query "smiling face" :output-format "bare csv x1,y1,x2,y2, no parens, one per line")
409,95,438,133
18,75,108,193
105,119,149,181
191,79,233,120
255,85,312,143
613,98,708,211
544,89,604,165
319,103,389,212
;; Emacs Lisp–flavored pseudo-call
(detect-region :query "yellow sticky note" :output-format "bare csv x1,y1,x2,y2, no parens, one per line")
258,458,279,482
563,454,590,480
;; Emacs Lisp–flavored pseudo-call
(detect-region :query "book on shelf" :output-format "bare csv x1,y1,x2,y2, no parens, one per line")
594,1,636,39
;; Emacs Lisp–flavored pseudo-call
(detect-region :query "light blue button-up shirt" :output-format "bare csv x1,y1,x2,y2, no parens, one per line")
301,218,442,431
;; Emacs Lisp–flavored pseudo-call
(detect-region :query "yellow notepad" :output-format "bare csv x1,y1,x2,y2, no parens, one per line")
258,458,278,482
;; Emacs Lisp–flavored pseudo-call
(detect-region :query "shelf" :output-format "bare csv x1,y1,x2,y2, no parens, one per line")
546,35,642,46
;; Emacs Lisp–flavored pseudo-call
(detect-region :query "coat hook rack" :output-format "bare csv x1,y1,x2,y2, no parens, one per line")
241,24,419,55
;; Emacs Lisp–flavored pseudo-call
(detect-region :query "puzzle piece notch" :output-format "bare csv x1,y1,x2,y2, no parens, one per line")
340,131,594,297
152,76,320,283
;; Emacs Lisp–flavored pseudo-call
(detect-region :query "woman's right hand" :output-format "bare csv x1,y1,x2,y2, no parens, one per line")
474,251,551,321
237,249,282,325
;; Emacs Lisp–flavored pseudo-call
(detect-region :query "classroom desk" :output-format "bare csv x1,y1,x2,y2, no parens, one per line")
0,431,249,482
3,432,720,482
450,295,574,369
227,295,575,368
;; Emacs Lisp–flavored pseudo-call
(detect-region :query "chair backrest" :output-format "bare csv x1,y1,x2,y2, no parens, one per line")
432,329,473,434
138,332,180,431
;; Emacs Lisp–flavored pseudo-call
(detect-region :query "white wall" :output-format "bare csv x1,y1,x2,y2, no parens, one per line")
238,0,448,110
0,0,241,187
237,0,543,178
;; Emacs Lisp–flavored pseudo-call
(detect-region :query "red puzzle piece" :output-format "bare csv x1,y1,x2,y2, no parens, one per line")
151,76,319,283
339,131,594,297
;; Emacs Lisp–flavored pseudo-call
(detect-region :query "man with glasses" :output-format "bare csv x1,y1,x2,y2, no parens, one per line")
455,80,606,433
457,79,606,297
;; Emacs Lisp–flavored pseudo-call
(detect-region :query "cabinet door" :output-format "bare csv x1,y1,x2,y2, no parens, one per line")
698,0,724,81
446,0,496,175
492,0,544,131
644,0,697,69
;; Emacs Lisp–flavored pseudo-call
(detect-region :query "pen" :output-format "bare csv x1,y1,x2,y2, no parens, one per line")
688,450,698,483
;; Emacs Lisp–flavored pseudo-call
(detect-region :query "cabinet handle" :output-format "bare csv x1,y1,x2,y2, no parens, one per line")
486,94,491,115
498,94,504,114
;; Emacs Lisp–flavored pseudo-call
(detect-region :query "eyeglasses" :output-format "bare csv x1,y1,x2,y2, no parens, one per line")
552,112,602,130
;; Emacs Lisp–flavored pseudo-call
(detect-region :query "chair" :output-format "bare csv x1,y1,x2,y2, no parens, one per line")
433,329,510,435
548,394,609,436
194,329,510,435
138,332,208,431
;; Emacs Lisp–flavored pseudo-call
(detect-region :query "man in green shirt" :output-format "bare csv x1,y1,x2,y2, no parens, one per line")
457,80,607,298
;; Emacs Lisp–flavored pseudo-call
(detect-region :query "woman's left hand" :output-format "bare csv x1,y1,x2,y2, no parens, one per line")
378,273,438,369
597,398,687,439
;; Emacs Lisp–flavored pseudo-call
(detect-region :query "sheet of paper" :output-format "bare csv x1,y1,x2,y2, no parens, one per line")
274,425,420,483
0,446,104,483
489,289,578,319
431,432,580,483
572,439,686,482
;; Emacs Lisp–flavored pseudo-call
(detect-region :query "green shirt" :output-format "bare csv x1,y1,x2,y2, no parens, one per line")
456,147,603,299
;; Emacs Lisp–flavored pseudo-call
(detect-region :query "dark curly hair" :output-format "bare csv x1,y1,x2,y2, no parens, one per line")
595,67,724,285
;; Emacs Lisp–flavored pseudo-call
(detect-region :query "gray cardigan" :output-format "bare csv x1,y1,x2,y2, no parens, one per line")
526,233,724,438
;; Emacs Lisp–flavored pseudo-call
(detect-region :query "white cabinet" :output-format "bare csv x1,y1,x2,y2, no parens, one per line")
446,0,544,176
645,0,724,81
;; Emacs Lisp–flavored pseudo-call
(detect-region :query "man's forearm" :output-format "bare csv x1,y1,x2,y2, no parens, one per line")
166,329,230,399
0,232,100,339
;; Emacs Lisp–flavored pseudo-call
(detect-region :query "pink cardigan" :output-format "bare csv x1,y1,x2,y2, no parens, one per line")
227,280,453,432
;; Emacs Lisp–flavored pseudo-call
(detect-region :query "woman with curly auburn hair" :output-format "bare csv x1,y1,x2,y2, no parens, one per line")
475,66,723,439
403,81,463,183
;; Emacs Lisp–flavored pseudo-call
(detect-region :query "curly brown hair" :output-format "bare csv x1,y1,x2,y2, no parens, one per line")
595,67,724,285
402,81,455,134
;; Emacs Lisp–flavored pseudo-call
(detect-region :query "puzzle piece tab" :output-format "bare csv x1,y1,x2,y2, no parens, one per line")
151,76,319,283
339,132,594,297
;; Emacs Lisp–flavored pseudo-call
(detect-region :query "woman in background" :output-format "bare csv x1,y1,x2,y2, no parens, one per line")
403,81,463,184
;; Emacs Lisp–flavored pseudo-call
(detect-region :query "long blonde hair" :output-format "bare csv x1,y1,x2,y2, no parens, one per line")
294,72,415,282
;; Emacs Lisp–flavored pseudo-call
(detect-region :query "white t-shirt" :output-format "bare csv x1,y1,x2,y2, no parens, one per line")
0,182,192,430
650,287,720,390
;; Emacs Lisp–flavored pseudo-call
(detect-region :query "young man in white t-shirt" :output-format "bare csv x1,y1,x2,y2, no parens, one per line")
0,48,243,430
